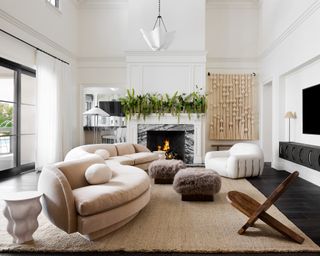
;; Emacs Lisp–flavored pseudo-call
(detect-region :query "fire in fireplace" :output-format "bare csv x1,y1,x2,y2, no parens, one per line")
147,130,185,161
157,139,179,159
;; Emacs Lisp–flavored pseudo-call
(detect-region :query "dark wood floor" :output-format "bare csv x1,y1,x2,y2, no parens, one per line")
0,167,320,256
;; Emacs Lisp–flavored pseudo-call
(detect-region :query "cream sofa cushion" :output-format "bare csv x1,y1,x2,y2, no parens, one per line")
94,149,110,160
125,152,159,165
107,156,134,165
77,144,118,157
56,155,105,190
72,165,150,216
85,164,112,185
133,144,151,153
116,143,135,156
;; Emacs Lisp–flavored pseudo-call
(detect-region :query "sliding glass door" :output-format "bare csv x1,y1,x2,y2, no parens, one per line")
0,57,36,179
0,66,16,171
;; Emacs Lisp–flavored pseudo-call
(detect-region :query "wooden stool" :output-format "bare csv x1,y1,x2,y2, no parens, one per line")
227,171,304,244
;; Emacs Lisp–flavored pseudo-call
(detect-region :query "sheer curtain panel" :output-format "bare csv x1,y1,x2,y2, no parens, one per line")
36,51,72,168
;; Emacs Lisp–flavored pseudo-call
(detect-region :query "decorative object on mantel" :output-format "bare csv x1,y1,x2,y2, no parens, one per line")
140,0,175,51
119,88,206,120
207,73,258,140
83,106,110,144
284,111,296,142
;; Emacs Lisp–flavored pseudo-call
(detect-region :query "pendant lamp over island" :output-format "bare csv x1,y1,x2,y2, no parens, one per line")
83,106,109,144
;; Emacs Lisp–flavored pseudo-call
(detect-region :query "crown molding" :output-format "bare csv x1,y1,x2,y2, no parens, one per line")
260,0,320,59
125,50,207,63
206,0,259,10
0,9,76,60
77,0,128,10
125,50,207,57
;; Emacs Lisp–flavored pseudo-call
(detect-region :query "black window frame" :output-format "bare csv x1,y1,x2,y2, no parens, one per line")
0,57,36,180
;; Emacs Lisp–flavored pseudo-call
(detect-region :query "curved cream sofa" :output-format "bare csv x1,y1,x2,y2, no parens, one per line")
39,143,157,240
65,143,159,171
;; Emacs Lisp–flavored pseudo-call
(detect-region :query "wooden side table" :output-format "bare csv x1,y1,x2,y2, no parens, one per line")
2,191,42,244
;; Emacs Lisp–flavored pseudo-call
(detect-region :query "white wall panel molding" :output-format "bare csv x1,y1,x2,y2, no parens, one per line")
0,9,76,60
126,51,206,95
260,0,320,60
206,0,259,10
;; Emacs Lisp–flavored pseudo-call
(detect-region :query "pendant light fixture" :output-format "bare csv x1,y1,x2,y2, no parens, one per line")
140,0,175,51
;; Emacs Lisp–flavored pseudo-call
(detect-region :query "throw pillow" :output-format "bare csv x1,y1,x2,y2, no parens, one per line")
85,164,112,185
94,149,110,160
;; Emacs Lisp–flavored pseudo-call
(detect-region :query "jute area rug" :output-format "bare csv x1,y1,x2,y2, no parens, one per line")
0,177,319,253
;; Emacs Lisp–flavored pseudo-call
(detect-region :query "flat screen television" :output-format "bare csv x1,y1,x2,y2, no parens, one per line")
303,84,320,135
99,101,124,116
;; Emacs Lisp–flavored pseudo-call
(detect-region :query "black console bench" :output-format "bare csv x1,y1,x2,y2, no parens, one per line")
279,142,320,171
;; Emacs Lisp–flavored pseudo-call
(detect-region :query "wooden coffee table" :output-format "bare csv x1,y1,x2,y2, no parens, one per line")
1,191,42,244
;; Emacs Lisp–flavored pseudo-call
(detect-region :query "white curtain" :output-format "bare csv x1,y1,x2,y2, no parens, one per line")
36,51,74,168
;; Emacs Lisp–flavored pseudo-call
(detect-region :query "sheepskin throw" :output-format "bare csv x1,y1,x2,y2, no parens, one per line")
148,159,186,184
173,168,222,197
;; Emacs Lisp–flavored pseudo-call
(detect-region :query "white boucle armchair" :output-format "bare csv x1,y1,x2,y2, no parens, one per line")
205,143,264,179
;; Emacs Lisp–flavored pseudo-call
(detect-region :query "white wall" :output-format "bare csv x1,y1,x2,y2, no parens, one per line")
0,0,80,149
284,60,320,145
0,0,78,60
206,1,258,59
262,82,272,162
77,1,127,87
126,0,207,96
259,0,320,186
259,0,316,55
127,0,205,51
205,0,259,152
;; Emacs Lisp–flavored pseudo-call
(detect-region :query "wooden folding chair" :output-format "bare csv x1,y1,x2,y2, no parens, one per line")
227,171,304,244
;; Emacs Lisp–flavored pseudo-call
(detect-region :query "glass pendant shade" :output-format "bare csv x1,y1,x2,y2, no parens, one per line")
140,0,175,51
140,26,175,51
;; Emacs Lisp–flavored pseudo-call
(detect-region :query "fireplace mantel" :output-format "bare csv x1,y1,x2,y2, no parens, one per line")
126,114,205,163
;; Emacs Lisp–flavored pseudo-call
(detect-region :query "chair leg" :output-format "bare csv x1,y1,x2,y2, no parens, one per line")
257,211,304,244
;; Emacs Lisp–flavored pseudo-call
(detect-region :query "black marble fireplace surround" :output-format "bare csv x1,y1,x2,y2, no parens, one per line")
138,124,194,163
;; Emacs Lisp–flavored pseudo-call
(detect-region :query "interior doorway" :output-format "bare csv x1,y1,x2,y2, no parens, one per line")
262,82,273,163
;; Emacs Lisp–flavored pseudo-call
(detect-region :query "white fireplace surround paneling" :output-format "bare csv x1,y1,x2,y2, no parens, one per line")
126,51,207,95
126,114,205,163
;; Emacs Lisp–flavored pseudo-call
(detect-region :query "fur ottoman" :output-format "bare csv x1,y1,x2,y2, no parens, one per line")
173,168,221,201
148,159,186,184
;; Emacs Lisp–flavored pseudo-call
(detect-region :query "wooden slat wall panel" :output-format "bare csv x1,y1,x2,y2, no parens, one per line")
207,73,258,140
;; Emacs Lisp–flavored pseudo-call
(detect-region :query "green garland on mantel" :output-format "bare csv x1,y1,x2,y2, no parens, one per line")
119,87,207,121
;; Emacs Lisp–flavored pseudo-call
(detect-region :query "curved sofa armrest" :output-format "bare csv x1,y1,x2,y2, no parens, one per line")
38,165,78,234
205,150,229,163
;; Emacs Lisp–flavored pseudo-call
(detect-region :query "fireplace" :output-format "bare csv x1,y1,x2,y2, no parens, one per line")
136,123,194,164
147,130,185,161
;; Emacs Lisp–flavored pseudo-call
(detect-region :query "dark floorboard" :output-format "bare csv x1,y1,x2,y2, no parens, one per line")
248,168,320,247
0,168,320,256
